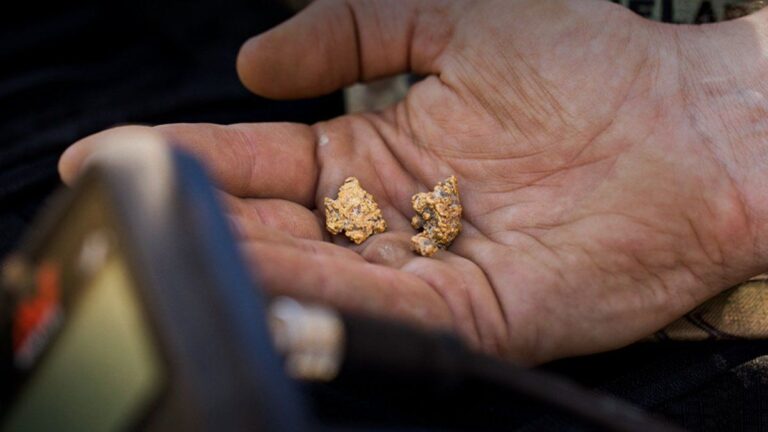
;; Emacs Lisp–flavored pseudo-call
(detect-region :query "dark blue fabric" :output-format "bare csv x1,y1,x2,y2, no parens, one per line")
538,341,768,430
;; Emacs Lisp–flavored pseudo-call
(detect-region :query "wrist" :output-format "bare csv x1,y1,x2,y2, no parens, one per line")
673,11,768,263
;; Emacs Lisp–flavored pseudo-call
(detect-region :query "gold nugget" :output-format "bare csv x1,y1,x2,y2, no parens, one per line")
325,177,387,244
410,176,462,257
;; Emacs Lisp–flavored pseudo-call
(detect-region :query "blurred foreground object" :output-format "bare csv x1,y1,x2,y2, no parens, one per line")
1,138,304,431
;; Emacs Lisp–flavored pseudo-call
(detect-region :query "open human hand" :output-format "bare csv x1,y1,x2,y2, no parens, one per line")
59,0,768,364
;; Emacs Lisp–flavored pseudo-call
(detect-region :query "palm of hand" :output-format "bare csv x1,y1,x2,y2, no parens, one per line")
305,1,753,362
60,0,762,363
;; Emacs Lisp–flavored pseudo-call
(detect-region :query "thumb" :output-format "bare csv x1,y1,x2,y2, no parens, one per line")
236,0,459,99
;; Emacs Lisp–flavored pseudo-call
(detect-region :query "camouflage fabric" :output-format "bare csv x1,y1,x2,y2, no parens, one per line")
658,276,768,340
613,0,765,23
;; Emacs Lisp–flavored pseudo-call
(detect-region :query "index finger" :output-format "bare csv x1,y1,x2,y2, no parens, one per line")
59,123,320,206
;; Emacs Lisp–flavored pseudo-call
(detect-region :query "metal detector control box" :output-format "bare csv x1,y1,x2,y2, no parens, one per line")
0,142,305,432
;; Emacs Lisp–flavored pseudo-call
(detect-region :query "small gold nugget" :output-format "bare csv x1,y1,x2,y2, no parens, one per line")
325,177,387,244
411,176,462,257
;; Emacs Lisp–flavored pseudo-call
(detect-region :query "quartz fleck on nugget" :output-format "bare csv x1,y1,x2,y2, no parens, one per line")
410,176,462,257
324,177,387,244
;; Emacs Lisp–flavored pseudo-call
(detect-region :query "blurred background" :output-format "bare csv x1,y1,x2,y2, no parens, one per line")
0,1,344,258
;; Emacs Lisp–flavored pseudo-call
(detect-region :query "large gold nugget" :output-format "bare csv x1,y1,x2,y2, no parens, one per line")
410,176,462,257
324,177,387,244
